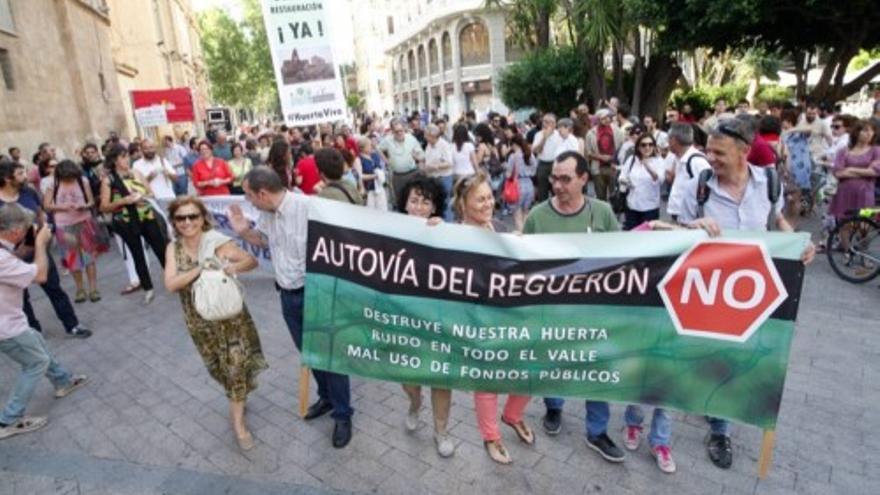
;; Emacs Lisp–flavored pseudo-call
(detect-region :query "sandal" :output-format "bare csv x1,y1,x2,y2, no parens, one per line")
501,416,535,445
119,283,141,295
0,416,48,440
89,290,101,302
74,289,87,303
55,375,89,398
236,430,255,451
483,440,511,464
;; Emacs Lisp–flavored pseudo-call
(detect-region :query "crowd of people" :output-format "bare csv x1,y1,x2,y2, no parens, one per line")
2,93,879,476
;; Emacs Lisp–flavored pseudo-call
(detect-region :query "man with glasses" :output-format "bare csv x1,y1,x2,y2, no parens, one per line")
677,118,815,470
586,109,625,201
377,119,424,208
532,113,563,203
522,151,624,464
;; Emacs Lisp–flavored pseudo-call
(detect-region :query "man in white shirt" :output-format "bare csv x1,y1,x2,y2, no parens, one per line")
133,139,177,200
423,124,454,220
532,113,563,203
163,135,189,196
665,122,711,220
229,167,354,449
0,204,88,440
554,118,581,157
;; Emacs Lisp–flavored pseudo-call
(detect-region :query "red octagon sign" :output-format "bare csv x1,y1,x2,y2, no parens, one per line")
657,239,788,343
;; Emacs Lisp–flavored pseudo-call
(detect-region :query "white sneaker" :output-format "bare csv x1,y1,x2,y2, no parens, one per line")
623,425,642,451
404,410,419,432
652,445,677,473
0,416,48,440
434,433,455,457
144,290,154,304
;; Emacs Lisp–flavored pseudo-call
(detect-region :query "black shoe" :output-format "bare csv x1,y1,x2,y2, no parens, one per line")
332,419,352,448
543,409,562,436
304,398,333,420
706,433,733,469
66,326,92,339
586,433,625,463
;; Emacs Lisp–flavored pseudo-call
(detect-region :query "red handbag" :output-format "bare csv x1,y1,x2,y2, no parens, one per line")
502,162,520,204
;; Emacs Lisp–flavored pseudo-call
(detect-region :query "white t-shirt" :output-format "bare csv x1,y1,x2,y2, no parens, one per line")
451,141,476,176
618,155,664,212
133,157,177,200
555,134,581,157
532,130,563,162
666,147,711,216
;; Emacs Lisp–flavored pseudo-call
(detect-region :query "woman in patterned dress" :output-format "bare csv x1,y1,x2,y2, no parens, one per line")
163,196,268,451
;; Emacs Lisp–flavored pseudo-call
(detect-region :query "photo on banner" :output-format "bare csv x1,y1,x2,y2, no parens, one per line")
260,0,346,126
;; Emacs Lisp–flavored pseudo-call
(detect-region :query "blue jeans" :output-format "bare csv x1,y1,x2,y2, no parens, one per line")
625,405,671,447
0,329,72,425
707,416,730,436
173,171,188,196
22,254,79,333
544,397,610,438
279,288,353,420
437,175,454,222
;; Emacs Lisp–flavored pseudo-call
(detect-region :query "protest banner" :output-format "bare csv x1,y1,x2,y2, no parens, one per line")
301,199,808,477
260,0,346,126
133,105,168,128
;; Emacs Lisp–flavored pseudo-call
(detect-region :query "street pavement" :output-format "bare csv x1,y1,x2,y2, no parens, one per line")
1,221,878,495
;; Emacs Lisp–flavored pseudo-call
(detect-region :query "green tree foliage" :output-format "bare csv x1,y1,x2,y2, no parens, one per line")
497,47,583,115
199,0,279,114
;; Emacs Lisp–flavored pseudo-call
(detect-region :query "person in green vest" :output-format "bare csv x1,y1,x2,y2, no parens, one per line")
315,148,363,205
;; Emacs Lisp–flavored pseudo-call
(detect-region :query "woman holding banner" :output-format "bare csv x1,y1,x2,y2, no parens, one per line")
453,173,534,465
397,174,455,457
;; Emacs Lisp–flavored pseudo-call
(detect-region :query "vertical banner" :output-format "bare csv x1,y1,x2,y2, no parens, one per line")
261,0,346,126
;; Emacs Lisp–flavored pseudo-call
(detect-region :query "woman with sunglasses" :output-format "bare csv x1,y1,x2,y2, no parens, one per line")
453,173,534,465
163,196,267,451
617,134,664,230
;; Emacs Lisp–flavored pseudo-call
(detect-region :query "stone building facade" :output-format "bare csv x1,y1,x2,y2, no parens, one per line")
386,0,521,119
0,0,127,159
108,0,209,139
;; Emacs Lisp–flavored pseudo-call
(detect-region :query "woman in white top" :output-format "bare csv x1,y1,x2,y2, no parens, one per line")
450,124,478,184
617,134,665,230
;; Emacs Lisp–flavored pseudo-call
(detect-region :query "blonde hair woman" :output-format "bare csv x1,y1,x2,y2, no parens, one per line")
453,173,534,464
163,196,268,451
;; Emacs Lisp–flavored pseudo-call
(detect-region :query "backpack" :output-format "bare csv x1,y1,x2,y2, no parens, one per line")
696,167,781,229
685,153,708,179
610,155,637,214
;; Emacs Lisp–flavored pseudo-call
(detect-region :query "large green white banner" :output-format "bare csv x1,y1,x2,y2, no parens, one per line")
302,199,808,429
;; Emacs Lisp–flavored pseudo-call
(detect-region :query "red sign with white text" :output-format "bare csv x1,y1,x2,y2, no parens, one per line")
130,88,195,122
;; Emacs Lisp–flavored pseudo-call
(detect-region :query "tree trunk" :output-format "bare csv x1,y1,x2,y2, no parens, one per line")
536,7,551,49
631,30,645,117
638,55,682,121
583,48,607,108
836,61,880,101
612,40,626,103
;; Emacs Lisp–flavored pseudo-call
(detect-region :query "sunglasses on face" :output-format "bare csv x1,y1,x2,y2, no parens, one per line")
716,123,751,145
173,213,201,223
639,142,655,148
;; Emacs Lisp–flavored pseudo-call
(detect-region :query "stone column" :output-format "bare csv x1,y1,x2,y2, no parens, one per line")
485,11,508,113
450,23,463,119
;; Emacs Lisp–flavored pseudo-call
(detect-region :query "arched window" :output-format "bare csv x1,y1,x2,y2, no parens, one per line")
399,55,407,82
407,50,416,81
441,32,452,69
459,21,489,67
428,39,439,74
417,45,426,79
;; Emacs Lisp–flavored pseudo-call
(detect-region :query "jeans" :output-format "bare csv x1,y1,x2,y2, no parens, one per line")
623,208,660,231
625,405,671,447
436,175,454,222
173,172,189,196
707,416,730,436
544,397,611,438
0,329,72,425
279,288,353,420
534,161,553,203
22,254,78,333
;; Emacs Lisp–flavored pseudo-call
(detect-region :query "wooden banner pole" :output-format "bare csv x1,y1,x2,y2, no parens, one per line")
298,366,310,418
757,430,776,479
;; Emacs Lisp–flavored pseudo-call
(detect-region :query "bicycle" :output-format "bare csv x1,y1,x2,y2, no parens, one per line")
826,206,880,283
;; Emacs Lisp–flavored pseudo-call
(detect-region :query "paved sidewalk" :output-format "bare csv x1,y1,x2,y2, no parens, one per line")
0,236,878,495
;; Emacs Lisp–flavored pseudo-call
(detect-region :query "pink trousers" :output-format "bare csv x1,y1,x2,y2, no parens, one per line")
473,392,530,442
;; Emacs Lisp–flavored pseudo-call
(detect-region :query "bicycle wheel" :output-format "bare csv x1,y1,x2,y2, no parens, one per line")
826,217,880,283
